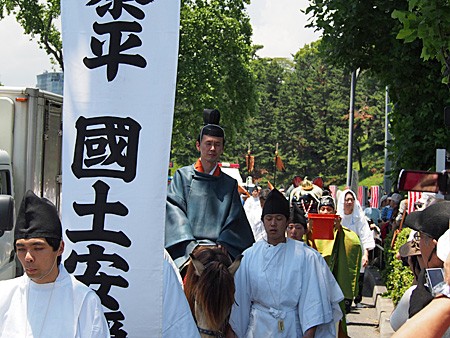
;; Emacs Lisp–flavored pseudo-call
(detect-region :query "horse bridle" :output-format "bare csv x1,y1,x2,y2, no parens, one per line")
197,326,225,338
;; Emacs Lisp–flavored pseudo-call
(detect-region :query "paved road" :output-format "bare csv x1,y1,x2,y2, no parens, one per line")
346,296,380,337
345,267,394,338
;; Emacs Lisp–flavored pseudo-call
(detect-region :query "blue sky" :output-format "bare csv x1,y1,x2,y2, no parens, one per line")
0,0,320,87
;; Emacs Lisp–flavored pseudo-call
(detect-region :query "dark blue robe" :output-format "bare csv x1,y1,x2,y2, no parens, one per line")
165,165,254,269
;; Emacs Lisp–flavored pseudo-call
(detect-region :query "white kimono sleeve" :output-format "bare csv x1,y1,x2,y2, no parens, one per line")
163,252,200,338
229,254,252,338
298,247,344,337
77,290,110,338
357,216,376,251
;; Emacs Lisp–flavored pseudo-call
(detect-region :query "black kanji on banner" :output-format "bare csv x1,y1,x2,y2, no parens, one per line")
84,0,156,81
87,0,155,20
65,180,133,337
72,116,141,183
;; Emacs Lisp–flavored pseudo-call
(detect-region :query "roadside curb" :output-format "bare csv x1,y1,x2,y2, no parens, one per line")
365,266,396,338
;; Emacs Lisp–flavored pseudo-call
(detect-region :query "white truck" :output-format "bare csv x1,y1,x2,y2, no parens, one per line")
0,87,63,279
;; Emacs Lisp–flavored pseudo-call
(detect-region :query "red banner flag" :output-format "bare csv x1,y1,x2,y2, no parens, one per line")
408,191,422,214
329,185,337,200
275,155,285,171
370,186,380,208
358,186,368,207
246,154,254,173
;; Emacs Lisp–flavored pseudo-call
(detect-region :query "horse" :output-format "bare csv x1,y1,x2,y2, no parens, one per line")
184,246,242,338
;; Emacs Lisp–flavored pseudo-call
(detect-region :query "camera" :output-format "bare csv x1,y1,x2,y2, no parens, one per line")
425,268,445,296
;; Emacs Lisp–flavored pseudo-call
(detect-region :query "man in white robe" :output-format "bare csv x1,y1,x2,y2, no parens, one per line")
244,186,266,242
0,190,109,337
230,189,343,338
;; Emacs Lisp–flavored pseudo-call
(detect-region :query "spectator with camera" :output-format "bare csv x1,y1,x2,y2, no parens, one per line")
392,227,450,338
390,200,450,334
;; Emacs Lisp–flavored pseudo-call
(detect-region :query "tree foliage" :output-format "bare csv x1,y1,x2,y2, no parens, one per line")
171,0,257,166
233,43,386,189
305,0,450,180
392,0,450,84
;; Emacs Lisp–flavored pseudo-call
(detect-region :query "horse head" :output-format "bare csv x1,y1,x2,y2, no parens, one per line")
184,246,242,337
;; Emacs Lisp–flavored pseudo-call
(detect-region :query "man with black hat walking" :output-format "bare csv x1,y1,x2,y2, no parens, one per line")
0,190,109,337
230,189,343,337
165,109,254,272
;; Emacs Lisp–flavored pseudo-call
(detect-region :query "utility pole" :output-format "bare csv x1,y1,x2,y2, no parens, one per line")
383,86,392,193
346,70,357,188
274,143,278,187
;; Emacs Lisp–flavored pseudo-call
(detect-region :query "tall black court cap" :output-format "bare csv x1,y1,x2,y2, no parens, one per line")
262,189,290,220
199,108,225,141
14,190,62,240
290,203,307,226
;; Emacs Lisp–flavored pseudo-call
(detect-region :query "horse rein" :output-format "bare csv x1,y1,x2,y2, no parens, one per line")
197,326,225,338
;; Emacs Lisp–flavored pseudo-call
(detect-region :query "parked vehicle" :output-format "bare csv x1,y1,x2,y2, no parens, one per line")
0,87,63,279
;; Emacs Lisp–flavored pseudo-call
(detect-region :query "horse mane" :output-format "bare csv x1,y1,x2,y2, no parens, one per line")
184,247,236,331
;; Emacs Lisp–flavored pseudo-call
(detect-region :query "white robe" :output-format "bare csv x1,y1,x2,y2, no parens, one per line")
230,238,343,338
244,197,262,227
0,265,109,338
163,250,199,338
336,189,375,253
243,198,266,242
337,190,375,273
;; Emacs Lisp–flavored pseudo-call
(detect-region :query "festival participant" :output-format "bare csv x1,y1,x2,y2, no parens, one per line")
313,195,362,315
318,195,336,215
244,186,263,237
337,189,375,307
165,109,254,271
230,189,343,337
0,190,109,337
289,178,322,216
287,203,307,241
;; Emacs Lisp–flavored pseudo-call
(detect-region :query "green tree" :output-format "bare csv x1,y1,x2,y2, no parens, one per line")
171,0,257,166
233,57,288,184
0,0,62,69
392,0,450,84
234,44,386,189
278,42,342,182
305,0,450,181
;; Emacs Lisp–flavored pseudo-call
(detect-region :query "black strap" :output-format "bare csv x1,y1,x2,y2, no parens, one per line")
197,327,225,338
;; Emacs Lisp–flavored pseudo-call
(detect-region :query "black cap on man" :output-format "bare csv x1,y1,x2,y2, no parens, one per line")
262,189,290,220
290,203,307,226
199,108,225,143
14,190,62,241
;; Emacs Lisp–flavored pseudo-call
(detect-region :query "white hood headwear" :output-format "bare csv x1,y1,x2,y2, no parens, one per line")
336,189,365,221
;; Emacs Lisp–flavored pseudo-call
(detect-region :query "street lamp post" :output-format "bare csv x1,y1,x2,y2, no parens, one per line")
346,70,357,188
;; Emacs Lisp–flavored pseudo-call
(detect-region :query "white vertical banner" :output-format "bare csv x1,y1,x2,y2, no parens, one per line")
61,1,180,336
